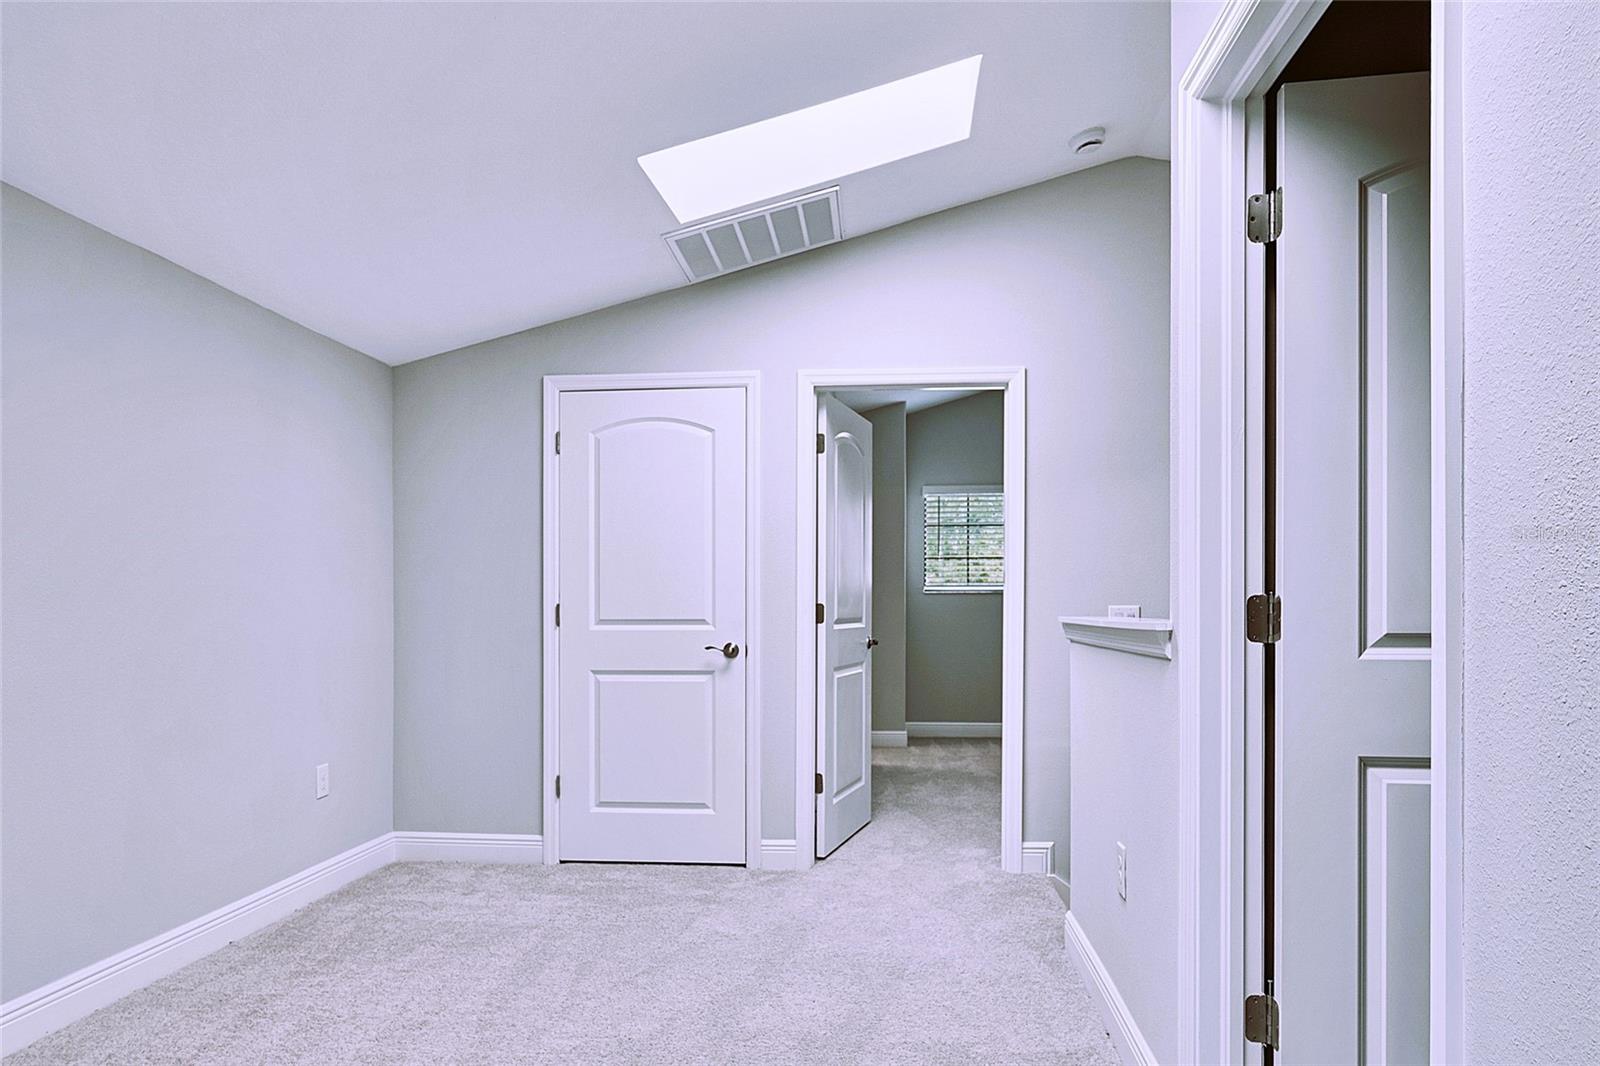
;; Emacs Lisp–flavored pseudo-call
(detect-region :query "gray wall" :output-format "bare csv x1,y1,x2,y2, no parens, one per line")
865,403,906,734
1461,3,1600,1060
1169,0,1225,592
1068,644,1178,1061
906,392,1004,725
394,157,1172,847
0,186,395,999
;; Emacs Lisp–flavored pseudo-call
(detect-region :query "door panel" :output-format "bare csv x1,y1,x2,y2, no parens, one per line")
1276,72,1429,1064
1359,161,1431,656
831,665,867,798
833,430,870,625
558,387,746,863
816,394,873,857
591,672,715,809
591,419,717,626
1361,761,1431,1066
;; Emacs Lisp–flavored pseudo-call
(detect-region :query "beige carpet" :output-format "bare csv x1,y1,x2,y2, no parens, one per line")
9,739,1116,1064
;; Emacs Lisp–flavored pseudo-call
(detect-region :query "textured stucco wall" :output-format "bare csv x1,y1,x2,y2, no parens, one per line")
1460,3,1600,1061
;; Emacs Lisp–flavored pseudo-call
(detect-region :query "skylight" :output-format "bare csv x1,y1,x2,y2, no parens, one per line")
638,55,983,224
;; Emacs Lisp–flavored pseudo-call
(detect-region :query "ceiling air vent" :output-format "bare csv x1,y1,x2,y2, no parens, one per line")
664,187,842,282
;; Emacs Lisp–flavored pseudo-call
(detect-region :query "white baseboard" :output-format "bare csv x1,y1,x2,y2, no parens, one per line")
871,730,908,747
758,838,802,870
391,831,543,864
1022,840,1056,875
0,833,395,1057
905,720,1002,738
1063,911,1157,1066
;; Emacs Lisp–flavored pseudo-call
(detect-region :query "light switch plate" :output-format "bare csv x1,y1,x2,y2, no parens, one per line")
315,763,330,799
1116,842,1128,900
1108,604,1142,619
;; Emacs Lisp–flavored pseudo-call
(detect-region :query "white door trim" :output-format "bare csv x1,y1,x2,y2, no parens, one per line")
1175,9,1325,1056
1427,6,1466,1060
1173,3,1466,1062
794,368,1026,873
541,371,762,868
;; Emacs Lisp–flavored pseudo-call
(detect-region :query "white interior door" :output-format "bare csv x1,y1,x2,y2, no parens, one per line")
557,386,746,864
815,394,873,858
1277,72,1430,1064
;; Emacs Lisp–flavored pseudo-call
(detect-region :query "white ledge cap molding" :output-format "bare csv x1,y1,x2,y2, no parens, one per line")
1058,616,1174,660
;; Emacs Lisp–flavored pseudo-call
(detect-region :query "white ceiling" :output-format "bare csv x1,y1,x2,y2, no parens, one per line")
831,388,990,415
1,3,1169,365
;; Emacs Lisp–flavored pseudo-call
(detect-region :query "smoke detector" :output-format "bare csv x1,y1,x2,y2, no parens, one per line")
1070,126,1107,155
663,187,842,282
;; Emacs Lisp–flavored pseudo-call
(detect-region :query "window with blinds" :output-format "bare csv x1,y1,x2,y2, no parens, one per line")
922,486,1004,592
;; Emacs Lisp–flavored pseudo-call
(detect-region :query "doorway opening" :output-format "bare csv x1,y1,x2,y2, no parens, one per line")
1173,1,1463,1059
794,369,1026,873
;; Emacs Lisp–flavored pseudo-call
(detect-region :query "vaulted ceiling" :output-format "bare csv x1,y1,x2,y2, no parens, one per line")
2,2,1169,364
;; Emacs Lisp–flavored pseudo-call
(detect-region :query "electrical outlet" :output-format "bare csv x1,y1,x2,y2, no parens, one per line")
1108,604,1142,619
1116,842,1128,900
316,763,330,800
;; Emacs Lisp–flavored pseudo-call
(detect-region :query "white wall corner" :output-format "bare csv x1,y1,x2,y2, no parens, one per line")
0,833,395,1057
391,832,543,864
1064,911,1158,1066
759,839,801,871
870,730,909,747
1021,840,1057,875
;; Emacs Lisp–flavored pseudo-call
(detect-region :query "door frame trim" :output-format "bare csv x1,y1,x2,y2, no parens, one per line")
1426,8,1466,1060
1174,3,1466,1062
794,367,1026,872
541,370,763,868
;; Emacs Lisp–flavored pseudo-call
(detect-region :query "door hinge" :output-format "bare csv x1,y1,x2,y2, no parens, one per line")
554,774,561,800
1247,187,1283,244
816,602,825,624
554,602,561,627
554,430,561,455
817,432,826,454
1246,593,1282,644
1244,993,1280,1050
815,772,824,795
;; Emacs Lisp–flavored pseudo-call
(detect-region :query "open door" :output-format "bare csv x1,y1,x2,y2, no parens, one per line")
1269,71,1431,1063
815,394,873,858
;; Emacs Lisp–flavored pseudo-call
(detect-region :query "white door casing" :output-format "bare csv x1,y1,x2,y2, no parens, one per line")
793,368,1025,874
556,386,747,864
1277,71,1430,1063
815,394,873,858
1172,5,1469,1060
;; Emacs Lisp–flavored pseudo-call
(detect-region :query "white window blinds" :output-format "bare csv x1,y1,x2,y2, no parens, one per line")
922,487,1004,592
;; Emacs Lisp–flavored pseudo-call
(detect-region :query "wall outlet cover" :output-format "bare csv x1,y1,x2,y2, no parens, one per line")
1116,841,1128,900
1108,604,1142,619
316,763,330,800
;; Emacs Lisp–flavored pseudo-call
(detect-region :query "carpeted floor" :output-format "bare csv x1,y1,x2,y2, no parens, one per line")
10,739,1115,1064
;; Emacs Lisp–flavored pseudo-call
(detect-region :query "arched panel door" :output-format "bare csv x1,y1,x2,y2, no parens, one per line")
816,394,873,857
557,387,746,863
